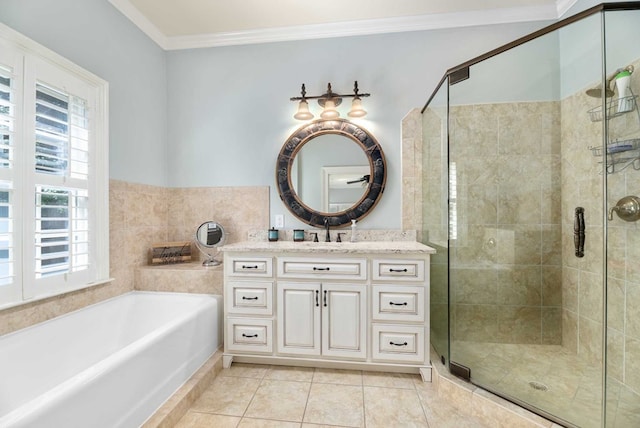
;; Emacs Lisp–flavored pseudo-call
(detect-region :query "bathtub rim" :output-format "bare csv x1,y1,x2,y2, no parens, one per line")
0,290,221,340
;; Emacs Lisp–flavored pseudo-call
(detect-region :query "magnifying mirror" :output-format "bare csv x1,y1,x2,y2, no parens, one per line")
194,221,226,266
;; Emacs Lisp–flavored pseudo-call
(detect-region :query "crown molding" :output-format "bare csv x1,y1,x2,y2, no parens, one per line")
109,0,169,48
109,0,575,51
556,0,579,17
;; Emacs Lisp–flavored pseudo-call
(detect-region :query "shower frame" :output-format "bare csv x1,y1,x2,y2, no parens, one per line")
421,2,640,427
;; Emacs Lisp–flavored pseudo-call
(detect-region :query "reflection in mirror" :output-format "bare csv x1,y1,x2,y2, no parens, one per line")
276,119,386,228
293,133,369,211
194,221,226,266
321,165,370,212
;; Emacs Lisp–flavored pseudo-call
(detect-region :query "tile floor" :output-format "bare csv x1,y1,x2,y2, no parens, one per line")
176,363,489,428
452,341,640,428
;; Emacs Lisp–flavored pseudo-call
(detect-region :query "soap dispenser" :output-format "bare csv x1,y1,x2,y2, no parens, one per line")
350,219,357,242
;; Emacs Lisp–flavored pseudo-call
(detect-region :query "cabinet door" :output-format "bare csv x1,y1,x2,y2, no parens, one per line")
277,282,321,356
321,283,367,359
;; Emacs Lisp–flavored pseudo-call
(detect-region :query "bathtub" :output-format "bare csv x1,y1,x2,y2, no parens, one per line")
0,291,223,428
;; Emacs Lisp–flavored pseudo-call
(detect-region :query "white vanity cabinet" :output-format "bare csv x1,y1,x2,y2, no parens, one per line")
222,241,434,381
277,282,367,359
224,256,275,355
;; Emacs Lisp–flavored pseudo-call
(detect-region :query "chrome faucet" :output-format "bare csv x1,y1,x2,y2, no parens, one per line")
323,218,331,242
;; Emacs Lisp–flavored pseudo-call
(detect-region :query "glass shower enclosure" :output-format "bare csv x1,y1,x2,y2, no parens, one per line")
422,4,640,427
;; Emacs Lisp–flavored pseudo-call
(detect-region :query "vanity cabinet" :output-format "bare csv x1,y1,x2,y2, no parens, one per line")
224,256,274,354
277,282,366,359
222,241,435,381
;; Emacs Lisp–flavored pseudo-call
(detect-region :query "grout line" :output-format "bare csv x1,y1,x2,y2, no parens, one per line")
361,377,367,428
300,367,315,426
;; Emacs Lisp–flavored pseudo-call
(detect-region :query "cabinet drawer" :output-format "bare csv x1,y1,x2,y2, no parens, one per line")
229,257,273,277
373,259,425,282
278,257,367,280
372,285,424,322
227,281,273,315
372,324,425,363
226,318,273,353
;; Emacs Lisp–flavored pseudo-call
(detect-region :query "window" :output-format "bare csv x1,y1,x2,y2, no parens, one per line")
0,25,109,308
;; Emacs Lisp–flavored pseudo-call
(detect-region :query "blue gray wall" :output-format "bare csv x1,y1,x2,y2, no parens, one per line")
165,24,547,229
0,0,552,229
0,0,168,186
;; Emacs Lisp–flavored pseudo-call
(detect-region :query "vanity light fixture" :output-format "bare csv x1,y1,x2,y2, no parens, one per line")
291,81,370,121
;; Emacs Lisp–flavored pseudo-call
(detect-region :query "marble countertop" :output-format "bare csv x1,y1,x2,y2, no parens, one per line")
221,240,436,254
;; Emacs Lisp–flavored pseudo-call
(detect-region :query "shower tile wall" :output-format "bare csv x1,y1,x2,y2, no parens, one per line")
448,101,562,346
601,58,640,400
0,180,269,336
559,90,604,366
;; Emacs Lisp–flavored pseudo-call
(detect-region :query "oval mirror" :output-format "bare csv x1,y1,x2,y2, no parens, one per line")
276,119,386,228
195,221,226,266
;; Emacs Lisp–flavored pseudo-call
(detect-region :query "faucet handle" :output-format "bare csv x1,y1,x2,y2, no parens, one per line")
309,232,319,242
336,232,345,243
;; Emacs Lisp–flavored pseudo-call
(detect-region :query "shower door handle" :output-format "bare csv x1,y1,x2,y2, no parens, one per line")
574,207,585,258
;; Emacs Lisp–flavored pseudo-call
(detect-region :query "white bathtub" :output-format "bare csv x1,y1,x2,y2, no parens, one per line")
0,291,223,428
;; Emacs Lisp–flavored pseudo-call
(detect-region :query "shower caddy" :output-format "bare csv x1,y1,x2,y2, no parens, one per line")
588,93,640,174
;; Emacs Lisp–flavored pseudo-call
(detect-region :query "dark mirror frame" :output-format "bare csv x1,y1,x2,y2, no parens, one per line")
276,119,386,228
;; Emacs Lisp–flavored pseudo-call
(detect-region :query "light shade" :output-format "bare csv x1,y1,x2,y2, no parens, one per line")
320,99,340,119
293,99,314,120
348,97,367,118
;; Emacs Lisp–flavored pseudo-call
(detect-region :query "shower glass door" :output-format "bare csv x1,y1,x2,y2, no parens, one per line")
447,12,605,427
603,8,640,428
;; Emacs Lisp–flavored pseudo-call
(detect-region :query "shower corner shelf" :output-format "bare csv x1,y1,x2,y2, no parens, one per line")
587,95,638,122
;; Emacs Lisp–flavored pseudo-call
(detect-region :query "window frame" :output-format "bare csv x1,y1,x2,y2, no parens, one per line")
0,23,110,309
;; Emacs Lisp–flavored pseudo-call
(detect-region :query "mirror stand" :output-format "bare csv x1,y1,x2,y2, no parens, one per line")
195,240,222,266
194,221,226,266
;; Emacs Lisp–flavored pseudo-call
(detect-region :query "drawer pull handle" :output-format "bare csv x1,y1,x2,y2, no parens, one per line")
389,268,408,273
389,301,408,306
242,296,259,300
242,265,259,269
313,267,331,271
242,333,258,338
390,341,408,347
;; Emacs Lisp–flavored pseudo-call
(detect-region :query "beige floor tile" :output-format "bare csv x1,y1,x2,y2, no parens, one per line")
364,386,428,427
301,424,352,428
245,379,311,422
312,368,362,385
223,363,271,379
238,417,301,427
265,365,315,382
175,411,241,428
362,371,419,389
303,383,364,427
415,380,488,428
191,376,260,416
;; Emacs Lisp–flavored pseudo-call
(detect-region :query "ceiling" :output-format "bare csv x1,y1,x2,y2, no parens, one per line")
108,0,577,50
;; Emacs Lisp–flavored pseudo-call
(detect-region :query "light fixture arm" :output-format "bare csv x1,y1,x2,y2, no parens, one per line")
291,81,370,120
290,81,371,103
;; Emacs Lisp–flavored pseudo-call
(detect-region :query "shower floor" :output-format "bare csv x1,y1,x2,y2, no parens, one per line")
451,341,640,428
